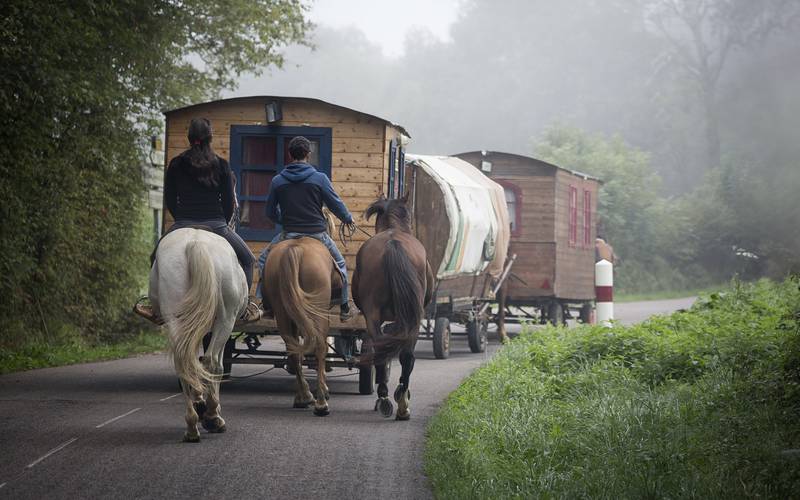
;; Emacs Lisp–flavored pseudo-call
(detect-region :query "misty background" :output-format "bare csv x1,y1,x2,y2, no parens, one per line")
229,0,800,289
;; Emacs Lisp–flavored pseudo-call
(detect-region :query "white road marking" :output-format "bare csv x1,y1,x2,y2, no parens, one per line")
26,438,78,469
0,482,7,489
95,408,141,429
159,393,181,402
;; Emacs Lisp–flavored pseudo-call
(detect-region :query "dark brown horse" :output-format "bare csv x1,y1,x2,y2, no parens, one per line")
352,194,434,420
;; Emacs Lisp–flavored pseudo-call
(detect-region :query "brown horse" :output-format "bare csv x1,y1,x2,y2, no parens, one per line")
352,194,434,420
263,237,339,416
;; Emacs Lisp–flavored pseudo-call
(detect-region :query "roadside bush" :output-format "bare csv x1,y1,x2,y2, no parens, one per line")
425,277,800,499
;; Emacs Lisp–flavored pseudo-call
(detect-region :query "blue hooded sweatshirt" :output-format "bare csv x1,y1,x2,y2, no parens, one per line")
264,162,353,233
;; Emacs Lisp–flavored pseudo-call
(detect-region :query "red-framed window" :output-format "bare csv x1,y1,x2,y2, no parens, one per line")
583,189,592,247
493,179,523,237
568,185,578,246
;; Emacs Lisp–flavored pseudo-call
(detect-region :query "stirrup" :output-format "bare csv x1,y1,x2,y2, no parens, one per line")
133,297,164,326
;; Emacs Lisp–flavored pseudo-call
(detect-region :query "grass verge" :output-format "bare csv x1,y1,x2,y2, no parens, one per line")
425,278,800,498
0,329,166,375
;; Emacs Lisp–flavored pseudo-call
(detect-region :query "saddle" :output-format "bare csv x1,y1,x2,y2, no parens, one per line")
150,224,221,265
263,235,344,308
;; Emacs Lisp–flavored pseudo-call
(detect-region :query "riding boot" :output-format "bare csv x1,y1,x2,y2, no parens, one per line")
133,303,165,326
339,302,352,322
239,297,262,323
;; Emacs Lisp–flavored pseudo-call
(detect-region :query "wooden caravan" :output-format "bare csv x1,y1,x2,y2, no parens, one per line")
455,151,600,324
163,96,409,391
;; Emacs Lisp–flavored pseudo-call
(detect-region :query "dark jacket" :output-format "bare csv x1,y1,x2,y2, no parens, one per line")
265,162,352,233
164,153,235,223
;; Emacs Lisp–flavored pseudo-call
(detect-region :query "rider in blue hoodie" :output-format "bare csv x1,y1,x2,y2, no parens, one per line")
258,136,354,321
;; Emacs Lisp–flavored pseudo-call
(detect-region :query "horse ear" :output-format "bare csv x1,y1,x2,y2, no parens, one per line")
365,198,384,221
401,191,410,204
378,193,387,201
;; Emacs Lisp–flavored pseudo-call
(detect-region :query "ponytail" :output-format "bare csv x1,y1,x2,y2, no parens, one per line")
185,117,221,187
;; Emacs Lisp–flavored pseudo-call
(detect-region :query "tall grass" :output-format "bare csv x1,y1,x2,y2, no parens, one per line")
425,278,800,498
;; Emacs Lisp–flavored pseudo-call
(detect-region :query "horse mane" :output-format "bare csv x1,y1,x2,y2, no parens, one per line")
365,196,411,232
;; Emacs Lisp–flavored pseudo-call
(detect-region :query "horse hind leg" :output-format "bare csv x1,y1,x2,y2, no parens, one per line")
394,346,416,421
290,352,314,408
365,317,393,417
199,318,233,434
375,362,393,418
313,329,330,417
180,381,203,442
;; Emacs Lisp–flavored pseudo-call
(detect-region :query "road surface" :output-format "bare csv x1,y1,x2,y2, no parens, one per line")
0,298,693,499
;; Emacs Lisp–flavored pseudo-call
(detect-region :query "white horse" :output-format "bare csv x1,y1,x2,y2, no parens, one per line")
149,228,248,442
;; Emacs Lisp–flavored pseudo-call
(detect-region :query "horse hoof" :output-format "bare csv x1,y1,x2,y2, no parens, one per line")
183,433,200,443
393,384,406,402
293,401,312,409
395,412,411,421
193,401,207,419
313,406,330,417
377,397,394,418
202,418,226,433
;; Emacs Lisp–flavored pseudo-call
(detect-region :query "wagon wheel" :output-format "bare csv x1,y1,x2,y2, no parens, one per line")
432,317,451,359
466,316,488,353
358,364,375,395
579,303,593,324
548,301,564,327
222,337,234,379
333,336,355,359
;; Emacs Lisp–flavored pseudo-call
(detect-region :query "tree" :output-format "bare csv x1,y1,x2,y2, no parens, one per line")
0,0,309,344
645,0,800,170
533,126,696,292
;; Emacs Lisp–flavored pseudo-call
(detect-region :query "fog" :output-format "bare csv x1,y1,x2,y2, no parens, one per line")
227,0,800,196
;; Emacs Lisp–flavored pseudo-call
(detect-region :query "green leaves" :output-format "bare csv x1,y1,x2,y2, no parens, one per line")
0,0,309,345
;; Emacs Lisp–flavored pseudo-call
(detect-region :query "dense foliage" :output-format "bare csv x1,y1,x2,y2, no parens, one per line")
426,277,800,498
0,0,309,346
534,125,800,292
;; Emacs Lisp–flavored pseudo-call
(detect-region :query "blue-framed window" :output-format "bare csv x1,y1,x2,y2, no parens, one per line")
230,125,332,241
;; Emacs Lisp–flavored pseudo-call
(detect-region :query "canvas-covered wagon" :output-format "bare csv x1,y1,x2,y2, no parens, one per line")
404,155,514,358
455,151,600,326
162,96,410,393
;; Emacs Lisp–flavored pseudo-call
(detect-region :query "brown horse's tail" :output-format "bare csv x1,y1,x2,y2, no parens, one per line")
375,239,424,360
277,244,326,356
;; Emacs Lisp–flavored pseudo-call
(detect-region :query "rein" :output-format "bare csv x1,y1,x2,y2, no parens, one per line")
338,221,372,249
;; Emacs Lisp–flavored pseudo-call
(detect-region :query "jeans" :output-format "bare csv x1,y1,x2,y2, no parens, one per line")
167,218,255,290
257,231,348,305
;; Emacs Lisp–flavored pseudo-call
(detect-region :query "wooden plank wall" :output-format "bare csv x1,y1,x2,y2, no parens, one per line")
553,170,598,300
163,97,391,293
496,176,557,300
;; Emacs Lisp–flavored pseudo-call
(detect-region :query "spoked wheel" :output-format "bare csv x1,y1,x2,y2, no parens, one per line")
432,317,451,359
358,364,375,395
466,316,489,353
579,302,593,324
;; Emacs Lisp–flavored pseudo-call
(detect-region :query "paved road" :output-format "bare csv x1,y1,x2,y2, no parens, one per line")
0,298,694,499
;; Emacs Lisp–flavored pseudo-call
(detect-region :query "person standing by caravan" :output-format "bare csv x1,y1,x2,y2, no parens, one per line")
258,136,355,321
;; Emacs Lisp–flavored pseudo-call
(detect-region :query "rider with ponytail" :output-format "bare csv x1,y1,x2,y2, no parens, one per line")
136,118,260,323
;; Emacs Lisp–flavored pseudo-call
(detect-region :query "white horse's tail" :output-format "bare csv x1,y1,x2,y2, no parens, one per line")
169,239,219,394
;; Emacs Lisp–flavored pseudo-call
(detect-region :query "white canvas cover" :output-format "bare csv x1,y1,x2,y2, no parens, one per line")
408,155,507,278
437,156,510,279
